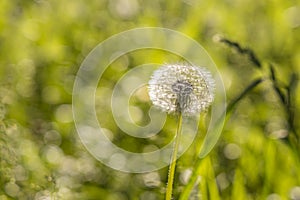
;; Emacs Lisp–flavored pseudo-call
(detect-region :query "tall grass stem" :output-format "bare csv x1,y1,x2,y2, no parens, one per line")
165,112,183,200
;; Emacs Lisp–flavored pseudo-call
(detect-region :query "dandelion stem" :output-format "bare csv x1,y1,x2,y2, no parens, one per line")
166,112,183,200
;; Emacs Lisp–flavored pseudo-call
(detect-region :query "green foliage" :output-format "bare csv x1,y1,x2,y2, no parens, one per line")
1,0,300,199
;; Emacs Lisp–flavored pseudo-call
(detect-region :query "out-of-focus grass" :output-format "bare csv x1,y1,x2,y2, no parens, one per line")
0,0,299,199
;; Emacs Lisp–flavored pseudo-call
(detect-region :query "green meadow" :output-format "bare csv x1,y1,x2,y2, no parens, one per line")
0,0,299,199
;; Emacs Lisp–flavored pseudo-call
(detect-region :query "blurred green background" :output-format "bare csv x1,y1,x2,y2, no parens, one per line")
0,0,300,199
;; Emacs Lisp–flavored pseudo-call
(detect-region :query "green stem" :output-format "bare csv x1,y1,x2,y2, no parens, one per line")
179,159,202,200
226,78,264,113
165,112,183,200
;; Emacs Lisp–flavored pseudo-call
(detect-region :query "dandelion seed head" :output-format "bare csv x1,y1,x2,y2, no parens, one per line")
148,63,215,115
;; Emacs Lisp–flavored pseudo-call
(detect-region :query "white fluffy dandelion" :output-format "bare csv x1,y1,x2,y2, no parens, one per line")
148,63,215,200
148,63,215,116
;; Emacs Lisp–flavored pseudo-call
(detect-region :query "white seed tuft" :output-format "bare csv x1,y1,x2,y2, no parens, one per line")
148,63,215,116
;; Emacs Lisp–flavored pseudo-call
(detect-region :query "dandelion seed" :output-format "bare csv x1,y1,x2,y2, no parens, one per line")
148,63,215,115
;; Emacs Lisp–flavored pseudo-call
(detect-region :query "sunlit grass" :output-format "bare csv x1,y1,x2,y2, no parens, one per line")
0,0,300,199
